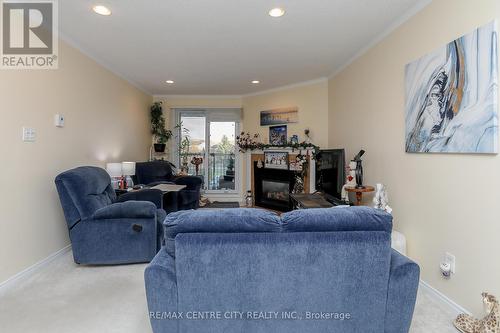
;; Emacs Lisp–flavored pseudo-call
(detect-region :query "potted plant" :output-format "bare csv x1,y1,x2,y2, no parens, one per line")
175,122,191,174
150,102,173,153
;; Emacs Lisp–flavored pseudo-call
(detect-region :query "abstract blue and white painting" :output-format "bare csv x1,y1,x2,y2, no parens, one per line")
405,21,498,153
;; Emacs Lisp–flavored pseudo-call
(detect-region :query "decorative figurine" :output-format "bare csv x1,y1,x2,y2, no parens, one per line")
373,183,392,214
292,175,305,194
454,292,499,333
352,150,365,189
341,161,358,201
245,191,253,207
304,129,311,143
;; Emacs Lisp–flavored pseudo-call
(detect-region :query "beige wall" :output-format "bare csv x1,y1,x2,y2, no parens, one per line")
242,80,329,148
328,0,500,315
0,41,152,284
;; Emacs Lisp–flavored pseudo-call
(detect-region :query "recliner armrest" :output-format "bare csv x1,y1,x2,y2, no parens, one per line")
92,201,157,220
384,250,420,333
117,189,164,209
174,175,202,189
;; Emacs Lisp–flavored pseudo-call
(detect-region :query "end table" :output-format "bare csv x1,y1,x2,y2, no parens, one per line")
345,186,375,206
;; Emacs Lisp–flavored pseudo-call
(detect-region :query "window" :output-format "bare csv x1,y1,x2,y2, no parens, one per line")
174,109,241,194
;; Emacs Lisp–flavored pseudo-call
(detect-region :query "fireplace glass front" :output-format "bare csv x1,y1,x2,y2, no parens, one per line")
262,180,290,203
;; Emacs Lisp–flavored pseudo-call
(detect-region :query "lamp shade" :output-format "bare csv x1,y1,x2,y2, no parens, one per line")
106,163,122,178
121,162,136,176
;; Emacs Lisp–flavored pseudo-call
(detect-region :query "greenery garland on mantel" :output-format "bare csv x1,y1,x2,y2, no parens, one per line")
236,132,320,158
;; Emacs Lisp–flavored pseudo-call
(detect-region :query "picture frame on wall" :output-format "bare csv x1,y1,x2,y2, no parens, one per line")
260,107,298,126
264,151,289,170
405,20,498,153
269,125,287,145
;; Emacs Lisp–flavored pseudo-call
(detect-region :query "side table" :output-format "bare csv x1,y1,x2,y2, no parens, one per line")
345,186,375,206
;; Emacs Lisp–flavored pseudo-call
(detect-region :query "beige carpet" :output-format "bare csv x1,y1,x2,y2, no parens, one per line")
0,250,458,333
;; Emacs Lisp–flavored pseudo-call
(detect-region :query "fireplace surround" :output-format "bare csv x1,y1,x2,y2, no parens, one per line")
253,162,295,211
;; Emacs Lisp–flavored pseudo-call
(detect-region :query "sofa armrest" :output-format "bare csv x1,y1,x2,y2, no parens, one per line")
145,248,178,333
92,201,157,220
117,189,163,209
385,250,420,333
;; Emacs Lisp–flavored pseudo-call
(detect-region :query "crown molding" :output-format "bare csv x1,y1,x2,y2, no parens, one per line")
59,32,152,96
242,77,328,97
328,0,433,79
154,94,243,100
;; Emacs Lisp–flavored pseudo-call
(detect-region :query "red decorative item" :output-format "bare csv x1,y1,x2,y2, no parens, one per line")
190,156,203,176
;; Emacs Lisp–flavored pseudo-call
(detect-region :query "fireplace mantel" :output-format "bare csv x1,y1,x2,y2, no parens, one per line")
245,148,316,196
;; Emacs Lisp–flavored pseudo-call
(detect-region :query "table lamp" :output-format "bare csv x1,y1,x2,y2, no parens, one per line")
106,163,122,190
121,162,136,188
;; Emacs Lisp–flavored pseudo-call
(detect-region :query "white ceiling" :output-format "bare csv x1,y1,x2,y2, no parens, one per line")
59,0,431,95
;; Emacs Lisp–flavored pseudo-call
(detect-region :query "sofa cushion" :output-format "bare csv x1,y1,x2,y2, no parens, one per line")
164,208,281,256
281,206,392,233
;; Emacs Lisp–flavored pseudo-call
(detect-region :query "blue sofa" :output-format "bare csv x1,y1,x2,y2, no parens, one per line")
145,207,420,333
55,166,166,265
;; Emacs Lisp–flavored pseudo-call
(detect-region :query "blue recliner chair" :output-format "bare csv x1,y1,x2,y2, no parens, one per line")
55,166,166,265
145,207,420,333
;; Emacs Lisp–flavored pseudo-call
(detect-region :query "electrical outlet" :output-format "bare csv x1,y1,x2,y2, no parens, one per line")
54,114,65,127
22,127,36,142
445,252,456,274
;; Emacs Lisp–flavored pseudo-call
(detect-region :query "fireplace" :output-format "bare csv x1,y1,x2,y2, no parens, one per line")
254,162,295,211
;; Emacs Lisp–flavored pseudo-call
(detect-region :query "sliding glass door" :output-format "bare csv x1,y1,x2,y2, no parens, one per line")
177,109,240,194
208,121,236,191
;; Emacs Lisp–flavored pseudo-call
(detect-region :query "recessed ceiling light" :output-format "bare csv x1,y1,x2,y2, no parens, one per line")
268,7,285,18
252,80,260,84
92,5,111,16
165,80,174,84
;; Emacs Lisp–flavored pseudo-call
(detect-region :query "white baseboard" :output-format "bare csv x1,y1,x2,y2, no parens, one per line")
0,244,72,292
419,280,471,316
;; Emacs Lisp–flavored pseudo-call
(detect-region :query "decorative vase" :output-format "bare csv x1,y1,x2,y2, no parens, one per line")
153,143,166,153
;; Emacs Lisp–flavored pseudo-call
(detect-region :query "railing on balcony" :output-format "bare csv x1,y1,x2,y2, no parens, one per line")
181,152,236,191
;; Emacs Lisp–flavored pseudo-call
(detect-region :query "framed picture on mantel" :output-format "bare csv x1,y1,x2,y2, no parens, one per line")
269,125,287,145
264,151,289,170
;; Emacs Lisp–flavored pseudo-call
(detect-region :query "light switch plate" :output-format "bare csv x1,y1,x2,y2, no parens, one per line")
22,127,36,142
